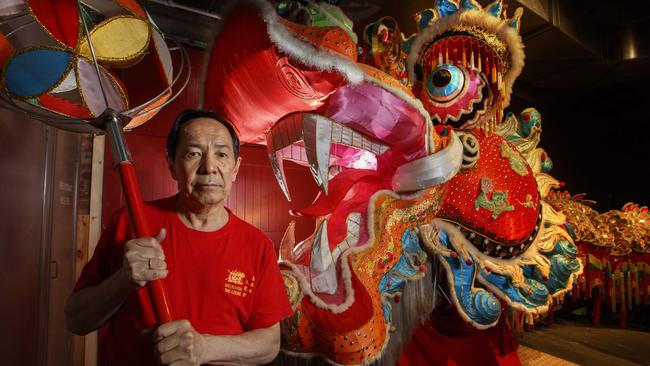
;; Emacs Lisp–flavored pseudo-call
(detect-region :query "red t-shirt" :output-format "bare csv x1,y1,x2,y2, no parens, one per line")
74,196,292,366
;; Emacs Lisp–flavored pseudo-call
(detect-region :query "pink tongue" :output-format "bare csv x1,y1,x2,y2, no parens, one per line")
290,169,380,217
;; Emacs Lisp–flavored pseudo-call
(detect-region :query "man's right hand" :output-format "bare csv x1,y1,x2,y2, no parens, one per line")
121,228,168,288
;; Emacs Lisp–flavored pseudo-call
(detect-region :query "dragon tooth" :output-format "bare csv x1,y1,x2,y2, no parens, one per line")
309,220,338,294
269,150,291,201
279,221,296,263
303,114,332,195
266,130,292,201
332,212,362,259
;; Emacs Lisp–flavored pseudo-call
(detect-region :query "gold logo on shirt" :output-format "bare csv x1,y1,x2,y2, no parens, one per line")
225,270,255,298
226,270,245,285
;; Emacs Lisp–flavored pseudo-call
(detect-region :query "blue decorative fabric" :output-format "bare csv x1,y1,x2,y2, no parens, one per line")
541,156,554,173
546,239,578,259
438,231,501,326
401,37,414,55
5,49,72,97
509,16,520,30
564,222,576,239
485,0,503,18
460,0,480,11
479,266,549,309
544,254,581,294
416,9,435,31
379,229,428,323
436,0,459,18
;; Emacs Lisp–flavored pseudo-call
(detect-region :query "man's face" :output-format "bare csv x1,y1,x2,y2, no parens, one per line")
168,117,241,209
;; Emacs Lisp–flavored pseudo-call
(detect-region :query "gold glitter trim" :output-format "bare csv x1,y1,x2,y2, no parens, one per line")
78,15,151,68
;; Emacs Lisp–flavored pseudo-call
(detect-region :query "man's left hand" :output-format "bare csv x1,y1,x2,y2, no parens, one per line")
154,320,206,365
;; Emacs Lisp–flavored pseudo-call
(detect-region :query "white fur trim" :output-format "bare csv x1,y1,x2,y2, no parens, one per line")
243,0,364,84
407,9,525,107
280,252,356,314
308,1,358,44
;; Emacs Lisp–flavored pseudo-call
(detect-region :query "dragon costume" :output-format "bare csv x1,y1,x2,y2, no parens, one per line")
203,0,583,364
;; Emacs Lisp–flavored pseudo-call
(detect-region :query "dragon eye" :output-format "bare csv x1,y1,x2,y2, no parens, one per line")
426,64,465,102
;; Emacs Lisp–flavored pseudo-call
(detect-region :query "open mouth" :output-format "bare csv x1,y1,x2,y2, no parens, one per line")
266,112,393,297
265,112,390,202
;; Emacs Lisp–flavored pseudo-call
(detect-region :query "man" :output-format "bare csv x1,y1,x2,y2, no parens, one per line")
66,109,292,365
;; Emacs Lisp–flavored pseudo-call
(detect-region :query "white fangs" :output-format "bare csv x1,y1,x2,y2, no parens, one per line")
391,130,463,192
309,220,337,294
279,213,362,295
266,113,389,201
303,114,332,196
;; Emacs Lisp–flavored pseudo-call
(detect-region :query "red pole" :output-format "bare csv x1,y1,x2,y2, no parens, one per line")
104,110,173,325
118,162,173,324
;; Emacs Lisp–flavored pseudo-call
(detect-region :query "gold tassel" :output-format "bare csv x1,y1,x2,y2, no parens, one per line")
620,272,626,312
477,52,482,73
627,270,633,310
634,265,641,306
462,44,467,68
445,45,449,64
611,273,616,313
491,60,497,84
470,50,475,70
498,70,503,93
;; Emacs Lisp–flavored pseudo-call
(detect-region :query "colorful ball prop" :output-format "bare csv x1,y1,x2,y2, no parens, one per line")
0,0,191,325
0,0,185,131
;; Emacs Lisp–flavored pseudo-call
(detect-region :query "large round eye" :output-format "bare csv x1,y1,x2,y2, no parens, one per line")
426,64,465,102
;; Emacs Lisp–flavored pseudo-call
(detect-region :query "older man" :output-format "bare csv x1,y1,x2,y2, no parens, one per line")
66,109,292,365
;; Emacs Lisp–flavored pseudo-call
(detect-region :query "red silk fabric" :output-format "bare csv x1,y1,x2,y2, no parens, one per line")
398,304,521,366
27,0,79,49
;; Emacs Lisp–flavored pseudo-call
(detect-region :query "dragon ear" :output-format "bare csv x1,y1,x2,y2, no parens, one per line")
484,0,503,18
508,7,524,33
435,0,460,18
414,8,436,31
459,0,482,11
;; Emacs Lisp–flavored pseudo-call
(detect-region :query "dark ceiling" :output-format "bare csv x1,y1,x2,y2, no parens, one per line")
142,0,650,212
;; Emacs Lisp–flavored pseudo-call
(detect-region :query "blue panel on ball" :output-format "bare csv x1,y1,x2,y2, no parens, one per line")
5,49,72,97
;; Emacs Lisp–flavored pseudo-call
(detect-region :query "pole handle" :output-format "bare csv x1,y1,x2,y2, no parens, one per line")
118,161,173,324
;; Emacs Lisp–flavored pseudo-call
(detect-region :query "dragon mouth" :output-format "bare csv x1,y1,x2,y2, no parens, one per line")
265,112,390,202
267,112,393,297
443,208,543,260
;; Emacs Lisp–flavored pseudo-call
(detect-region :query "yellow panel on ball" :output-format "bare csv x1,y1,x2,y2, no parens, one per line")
78,15,151,68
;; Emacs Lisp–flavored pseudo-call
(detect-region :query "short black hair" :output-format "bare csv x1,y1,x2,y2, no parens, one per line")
166,109,240,160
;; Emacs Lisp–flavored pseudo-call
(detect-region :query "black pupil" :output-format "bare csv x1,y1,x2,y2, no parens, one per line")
432,69,452,87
